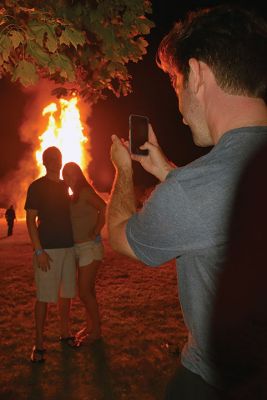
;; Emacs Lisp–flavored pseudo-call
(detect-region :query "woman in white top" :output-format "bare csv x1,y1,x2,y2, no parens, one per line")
62,162,106,344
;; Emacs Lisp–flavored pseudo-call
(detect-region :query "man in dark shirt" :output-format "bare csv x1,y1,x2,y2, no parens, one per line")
25,146,78,363
5,205,16,236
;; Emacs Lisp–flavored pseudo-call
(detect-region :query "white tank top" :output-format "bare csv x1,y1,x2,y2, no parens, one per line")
70,187,99,242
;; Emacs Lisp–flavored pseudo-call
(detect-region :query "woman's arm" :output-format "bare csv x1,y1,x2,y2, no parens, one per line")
86,188,106,237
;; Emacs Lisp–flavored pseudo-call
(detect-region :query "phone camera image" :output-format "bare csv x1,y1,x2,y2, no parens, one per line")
129,114,149,156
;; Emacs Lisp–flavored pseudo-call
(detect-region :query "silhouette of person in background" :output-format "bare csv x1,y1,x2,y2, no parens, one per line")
5,205,16,236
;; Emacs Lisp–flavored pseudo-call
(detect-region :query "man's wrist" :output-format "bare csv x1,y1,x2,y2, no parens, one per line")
35,248,44,256
159,162,176,182
116,165,133,176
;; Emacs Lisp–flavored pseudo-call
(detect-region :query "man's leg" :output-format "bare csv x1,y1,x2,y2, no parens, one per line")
7,222,12,236
59,247,76,339
34,300,48,349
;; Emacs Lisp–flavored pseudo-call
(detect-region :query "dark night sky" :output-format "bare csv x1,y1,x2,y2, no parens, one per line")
0,0,265,193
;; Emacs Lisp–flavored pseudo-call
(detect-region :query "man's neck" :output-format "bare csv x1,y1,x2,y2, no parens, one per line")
211,96,267,144
45,171,60,182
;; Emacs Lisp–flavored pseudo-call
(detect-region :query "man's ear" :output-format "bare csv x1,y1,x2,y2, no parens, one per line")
188,57,203,94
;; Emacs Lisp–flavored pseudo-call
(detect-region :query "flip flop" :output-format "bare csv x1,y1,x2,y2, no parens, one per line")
75,327,88,340
59,336,80,348
30,346,46,363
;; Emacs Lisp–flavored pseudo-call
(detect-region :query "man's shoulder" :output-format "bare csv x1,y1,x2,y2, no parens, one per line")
26,176,49,195
28,176,46,186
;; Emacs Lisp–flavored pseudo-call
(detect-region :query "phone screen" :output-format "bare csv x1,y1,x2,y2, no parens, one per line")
129,114,149,156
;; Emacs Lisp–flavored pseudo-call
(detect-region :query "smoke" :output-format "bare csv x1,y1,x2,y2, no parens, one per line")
0,79,92,219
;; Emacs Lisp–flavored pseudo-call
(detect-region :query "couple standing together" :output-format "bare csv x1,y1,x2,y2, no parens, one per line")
24,146,106,362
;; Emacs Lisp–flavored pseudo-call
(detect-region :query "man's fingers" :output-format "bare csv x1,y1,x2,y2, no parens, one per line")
122,139,130,147
140,141,156,151
111,134,118,143
131,154,143,162
148,124,159,146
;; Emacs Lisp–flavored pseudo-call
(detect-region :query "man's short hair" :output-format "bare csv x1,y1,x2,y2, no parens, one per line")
42,146,62,165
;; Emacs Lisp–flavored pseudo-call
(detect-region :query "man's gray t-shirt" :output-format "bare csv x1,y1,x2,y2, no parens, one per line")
126,126,267,388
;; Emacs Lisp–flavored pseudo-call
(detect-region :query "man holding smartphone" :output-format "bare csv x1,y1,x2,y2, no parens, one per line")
107,4,267,400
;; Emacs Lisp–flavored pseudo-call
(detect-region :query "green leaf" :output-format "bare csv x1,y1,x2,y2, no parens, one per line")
47,61,56,74
28,21,47,47
46,26,58,53
0,34,12,62
26,41,51,66
60,27,85,49
136,36,148,52
12,60,38,86
2,61,14,74
28,22,59,53
51,53,75,81
59,29,71,46
136,20,153,35
9,30,25,49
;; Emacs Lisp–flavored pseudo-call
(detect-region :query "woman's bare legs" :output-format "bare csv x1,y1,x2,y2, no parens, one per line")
78,260,101,341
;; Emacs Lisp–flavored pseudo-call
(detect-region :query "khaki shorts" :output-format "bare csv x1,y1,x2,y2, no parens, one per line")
74,240,104,267
34,247,76,303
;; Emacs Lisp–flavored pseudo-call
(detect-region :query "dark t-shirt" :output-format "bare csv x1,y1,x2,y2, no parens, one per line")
24,176,74,249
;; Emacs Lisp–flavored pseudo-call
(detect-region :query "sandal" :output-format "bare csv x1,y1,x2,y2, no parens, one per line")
30,346,46,363
75,327,88,340
59,336,80,348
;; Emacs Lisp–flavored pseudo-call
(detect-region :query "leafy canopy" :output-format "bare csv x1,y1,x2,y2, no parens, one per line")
0,0,154,102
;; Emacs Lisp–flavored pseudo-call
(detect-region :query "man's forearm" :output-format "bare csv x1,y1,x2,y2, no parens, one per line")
107,166,136,253
26,217,42,250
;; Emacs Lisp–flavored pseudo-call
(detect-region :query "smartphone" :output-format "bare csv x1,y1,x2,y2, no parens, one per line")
129,114,149,156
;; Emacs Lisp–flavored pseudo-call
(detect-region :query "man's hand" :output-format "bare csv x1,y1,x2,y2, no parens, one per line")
131,125,176,182
111,134,132,171
37,251,52,272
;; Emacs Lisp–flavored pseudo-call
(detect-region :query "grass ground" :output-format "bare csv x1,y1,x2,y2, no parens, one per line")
0,219,187,400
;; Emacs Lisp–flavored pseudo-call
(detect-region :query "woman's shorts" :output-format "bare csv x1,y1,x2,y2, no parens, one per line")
34,247,76,303
74,239,104,267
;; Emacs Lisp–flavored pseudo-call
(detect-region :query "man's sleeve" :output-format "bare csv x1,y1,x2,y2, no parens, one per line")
24,183,38,210
126,174,209,266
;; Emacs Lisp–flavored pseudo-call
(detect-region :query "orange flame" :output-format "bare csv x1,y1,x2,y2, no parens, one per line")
36,97,89,176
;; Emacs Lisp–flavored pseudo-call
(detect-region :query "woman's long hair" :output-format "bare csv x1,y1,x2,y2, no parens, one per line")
62,162,91,203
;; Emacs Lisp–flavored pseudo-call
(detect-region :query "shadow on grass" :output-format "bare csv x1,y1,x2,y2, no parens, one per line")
23,341,115,399
90,339,116,400
27,362,45,400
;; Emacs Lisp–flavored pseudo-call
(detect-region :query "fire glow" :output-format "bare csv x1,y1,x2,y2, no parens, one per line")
36,97,89,176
